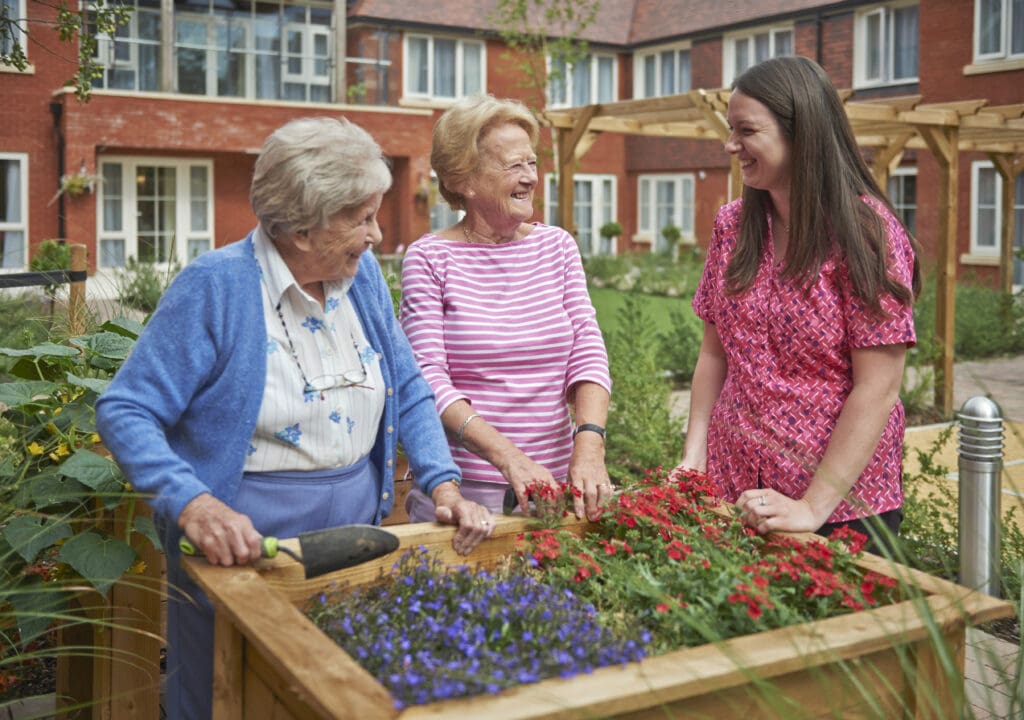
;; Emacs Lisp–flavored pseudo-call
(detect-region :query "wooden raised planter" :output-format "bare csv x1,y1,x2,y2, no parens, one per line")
185,516,1014,720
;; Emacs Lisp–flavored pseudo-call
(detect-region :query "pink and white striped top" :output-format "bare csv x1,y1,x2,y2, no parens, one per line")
400,223,611,485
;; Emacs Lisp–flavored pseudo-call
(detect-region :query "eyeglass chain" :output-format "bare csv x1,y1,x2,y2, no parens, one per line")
274,302,361,400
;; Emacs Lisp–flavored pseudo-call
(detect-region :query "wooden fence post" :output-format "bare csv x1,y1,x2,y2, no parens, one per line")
68,243,87,336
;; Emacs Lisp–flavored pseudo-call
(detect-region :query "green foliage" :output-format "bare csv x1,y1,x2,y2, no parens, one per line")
585,252,703,297
0,317,156,651
602,295,683,482
656,306,702,383
660,224,681,256
1,0,133,102
0,293,50,358
900,425,1024,622
599,221,622,240
115,257,179,315
913,275,1024,360
29,241,72,299
490,0,599,107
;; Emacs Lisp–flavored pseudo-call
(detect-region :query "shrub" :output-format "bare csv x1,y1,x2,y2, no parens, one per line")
656,305,702,384
913,274,1024,360
116,257,180,314
602,295,683,482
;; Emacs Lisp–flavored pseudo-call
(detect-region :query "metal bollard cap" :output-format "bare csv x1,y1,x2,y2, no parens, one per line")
958,396,1003,423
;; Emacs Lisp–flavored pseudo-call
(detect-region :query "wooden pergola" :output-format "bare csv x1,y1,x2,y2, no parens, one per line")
544,91,1024,416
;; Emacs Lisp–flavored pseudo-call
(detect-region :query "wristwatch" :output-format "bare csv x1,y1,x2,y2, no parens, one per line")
572,423,606,440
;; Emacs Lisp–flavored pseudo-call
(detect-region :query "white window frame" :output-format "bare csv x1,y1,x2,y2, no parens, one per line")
974,0,1024,62
886,166,917,235
96,157,214,273
283,21,331,93
546,51,617,108
634,42,692,99
722,25,793,87
0,152,27,272
544,174,617,256
970,161,1002,257
853,1,920,88
403,33,486,102
89,1,161,92
1,0,27,63
637,174,695,253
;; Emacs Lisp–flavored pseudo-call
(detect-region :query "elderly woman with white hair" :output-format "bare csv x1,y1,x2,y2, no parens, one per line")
96,116,492,720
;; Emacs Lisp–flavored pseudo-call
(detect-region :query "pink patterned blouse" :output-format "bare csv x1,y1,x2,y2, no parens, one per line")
400,223,611,485
693,197,917,522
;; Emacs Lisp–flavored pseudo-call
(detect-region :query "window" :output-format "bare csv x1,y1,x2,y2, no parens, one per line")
545,175,617,256
971,162,1024,275
1,0,26,60
722,26,793,86
404,34,484,101
172,1,331,101
887,167,917,235
0,153,27,270
635,44,691,98
976,0,1024,61
89,0,160,91
854,2,919,87
428,173,462,233
638,174,695,253
97,158,213,269
547,52,616,108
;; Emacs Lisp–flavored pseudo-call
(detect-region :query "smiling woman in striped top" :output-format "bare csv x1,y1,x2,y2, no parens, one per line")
401,94,613,523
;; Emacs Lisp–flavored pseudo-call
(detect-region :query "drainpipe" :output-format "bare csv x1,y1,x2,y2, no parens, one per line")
49,101,66,242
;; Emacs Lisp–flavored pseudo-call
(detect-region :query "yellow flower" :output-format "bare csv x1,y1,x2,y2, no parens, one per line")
129,560,148,575
28,441,45,456
90,433,101,444
56,443,70,457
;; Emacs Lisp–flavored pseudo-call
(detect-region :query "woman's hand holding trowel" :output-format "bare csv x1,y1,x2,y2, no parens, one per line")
177,492,263,567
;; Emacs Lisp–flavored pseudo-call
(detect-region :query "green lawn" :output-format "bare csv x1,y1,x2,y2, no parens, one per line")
589,287,692,337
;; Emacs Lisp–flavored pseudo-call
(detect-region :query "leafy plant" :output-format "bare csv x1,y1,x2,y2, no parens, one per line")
599,221,622,240
656,305,702,384
29,240,73,328
0,318,161,664
1,0,133,102
660,224,682,257
602,295,683,482
518,468,901,655
115,256,179,315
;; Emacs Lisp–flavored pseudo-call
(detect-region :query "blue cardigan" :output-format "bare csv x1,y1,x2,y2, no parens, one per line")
95,232,459,525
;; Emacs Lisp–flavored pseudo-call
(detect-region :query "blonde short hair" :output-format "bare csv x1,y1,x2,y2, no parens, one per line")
250,116,392,240
431,95,540,211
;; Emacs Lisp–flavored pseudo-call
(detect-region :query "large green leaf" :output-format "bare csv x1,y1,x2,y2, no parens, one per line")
3,516,73,563
101,317,144,340
133,514,163,552
66,371,110,395
9,577,70,646
58,531,137,594
28,471,90,509
0,343,79,360
0,380,57,409
59,449,122,491
84,332,134,361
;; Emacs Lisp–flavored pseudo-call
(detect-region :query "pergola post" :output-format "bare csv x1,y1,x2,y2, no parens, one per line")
555,105,597,239
917,125,960,416
988,153,1023,298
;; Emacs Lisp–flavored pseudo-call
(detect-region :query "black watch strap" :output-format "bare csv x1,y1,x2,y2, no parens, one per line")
573,423,606,440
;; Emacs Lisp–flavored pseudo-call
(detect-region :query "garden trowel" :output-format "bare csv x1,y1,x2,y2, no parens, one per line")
179,523,400,579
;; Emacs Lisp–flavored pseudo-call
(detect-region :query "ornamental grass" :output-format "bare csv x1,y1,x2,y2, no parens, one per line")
304,467,901,708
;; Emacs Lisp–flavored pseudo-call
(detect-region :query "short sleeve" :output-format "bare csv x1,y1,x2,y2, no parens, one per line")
693,201,740,324
845,200,917,349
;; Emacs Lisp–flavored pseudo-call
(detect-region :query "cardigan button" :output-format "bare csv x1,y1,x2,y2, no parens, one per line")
382,491,390,500
387,459,393,467
387,425,394,433
386,387,394,396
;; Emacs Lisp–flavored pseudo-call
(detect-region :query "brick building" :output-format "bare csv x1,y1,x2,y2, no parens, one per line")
1,0,1022,288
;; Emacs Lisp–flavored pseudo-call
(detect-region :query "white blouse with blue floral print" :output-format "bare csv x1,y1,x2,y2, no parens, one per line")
246,226,386,471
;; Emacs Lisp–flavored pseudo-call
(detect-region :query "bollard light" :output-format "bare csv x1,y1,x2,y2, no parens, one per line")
957,396,1004,597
